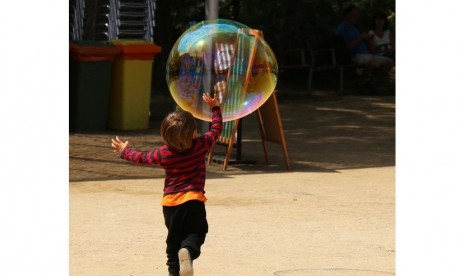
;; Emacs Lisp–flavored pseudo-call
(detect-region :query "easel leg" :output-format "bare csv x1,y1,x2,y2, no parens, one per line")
222,120,240,170
223,138,234,170
281,140,291,170
257,110,269,164
208,142,216,165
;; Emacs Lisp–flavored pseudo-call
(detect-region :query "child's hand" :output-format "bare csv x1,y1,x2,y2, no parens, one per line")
202,92,219,108
111,136,129,155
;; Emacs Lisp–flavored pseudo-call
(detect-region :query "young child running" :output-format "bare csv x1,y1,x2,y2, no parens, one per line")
111,93,222,276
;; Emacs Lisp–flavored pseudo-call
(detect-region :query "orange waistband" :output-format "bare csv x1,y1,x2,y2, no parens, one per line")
161,191,207,206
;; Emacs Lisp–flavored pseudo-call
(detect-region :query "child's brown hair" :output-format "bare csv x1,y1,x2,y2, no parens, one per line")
160,110,197,152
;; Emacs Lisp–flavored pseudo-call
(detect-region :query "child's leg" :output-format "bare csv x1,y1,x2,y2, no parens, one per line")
180,201,208,260
164,207,182,274
180,232,206,260
165,234,182,274
165,228,207,273
163,201,209,273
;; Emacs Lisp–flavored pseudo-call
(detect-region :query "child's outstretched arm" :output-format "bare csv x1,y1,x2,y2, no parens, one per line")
202,92,219,107
111,136,161,165
201,92,223,148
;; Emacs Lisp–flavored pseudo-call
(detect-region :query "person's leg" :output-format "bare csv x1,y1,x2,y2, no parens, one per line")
180,201,208,260
163,206,183,275
166,235,182,275
352,54,370,66
365,55,395,94
351,54,378,93
165,200,209,275
181,233,206,260
373,55,394,71
352,54,377,75
177,200,208,276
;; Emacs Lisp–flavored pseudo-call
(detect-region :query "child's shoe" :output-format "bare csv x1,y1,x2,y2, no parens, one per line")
178,248,193,276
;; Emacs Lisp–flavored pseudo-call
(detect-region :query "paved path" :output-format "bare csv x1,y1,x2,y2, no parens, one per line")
70,94,395,275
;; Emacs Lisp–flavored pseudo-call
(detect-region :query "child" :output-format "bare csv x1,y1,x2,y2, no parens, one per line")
111,93,222,276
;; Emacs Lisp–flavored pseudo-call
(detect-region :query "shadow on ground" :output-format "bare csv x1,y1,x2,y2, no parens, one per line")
70,90,394,182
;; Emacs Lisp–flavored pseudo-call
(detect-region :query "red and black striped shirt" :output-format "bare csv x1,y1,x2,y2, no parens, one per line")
120,106,223,196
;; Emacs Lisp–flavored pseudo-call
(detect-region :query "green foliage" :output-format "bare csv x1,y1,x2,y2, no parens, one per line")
158,0,394,52
168,0,205,33
235,0,395,53
152,0,395,92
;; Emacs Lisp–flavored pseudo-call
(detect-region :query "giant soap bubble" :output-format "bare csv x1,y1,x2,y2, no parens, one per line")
166,19,278,122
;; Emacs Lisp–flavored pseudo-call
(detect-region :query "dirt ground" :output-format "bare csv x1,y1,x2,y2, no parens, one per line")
70,93,395,275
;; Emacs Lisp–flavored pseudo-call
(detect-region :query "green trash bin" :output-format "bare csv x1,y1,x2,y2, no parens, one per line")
107,40,161,130
69,42,120,131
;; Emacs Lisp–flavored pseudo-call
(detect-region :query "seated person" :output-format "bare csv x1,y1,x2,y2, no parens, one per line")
368,11,395,61
336,4,393,74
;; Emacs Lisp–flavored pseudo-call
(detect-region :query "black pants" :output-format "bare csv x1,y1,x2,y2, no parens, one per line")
163,200,208,274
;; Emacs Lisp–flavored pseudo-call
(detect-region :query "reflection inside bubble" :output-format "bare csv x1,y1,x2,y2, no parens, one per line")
166,19,278,122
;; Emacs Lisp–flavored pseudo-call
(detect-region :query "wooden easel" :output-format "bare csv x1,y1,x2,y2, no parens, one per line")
207,28,259,170
256,91,291,170
208,29,290,170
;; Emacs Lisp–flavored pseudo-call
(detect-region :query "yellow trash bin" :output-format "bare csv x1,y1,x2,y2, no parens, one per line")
108,40,162,130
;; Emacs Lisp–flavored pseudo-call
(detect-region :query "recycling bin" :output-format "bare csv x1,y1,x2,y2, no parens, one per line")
107,40,161,130
69,42,119,131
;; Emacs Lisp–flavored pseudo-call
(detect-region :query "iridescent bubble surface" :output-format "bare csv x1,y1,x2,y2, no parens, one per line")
166,19,278,122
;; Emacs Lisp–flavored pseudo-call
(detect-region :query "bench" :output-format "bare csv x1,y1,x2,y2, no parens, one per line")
279,35,361,94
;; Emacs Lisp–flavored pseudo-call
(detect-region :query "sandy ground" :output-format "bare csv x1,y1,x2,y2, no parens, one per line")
70,94,395,275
